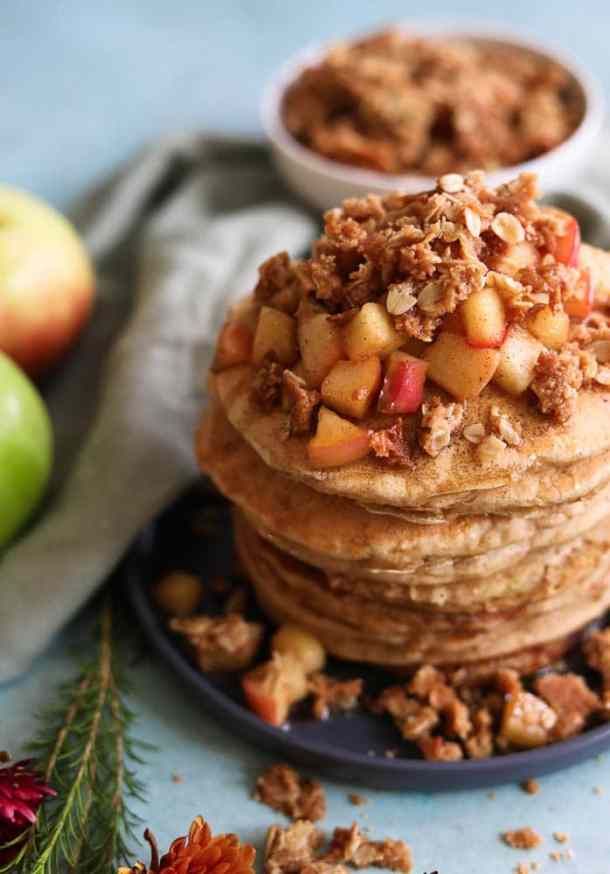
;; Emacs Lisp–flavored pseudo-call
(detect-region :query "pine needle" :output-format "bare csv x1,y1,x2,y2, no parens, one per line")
4,599,150,874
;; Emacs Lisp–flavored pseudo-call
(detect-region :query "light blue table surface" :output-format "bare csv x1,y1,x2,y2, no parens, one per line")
3,2,610,872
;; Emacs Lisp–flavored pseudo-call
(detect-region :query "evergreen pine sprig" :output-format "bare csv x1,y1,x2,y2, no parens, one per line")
2,600,151,874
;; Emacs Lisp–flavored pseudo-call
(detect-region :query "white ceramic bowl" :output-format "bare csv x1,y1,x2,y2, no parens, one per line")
262,24,605,211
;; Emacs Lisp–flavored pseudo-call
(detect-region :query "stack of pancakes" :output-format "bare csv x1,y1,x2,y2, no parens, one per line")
197,171,610,675
199,351,610,671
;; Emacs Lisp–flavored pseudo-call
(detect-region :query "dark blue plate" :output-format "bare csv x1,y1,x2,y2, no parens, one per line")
125,483,610,791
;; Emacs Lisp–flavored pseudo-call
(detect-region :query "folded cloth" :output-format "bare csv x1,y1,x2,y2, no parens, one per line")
0,134,315,682
1,133,609,683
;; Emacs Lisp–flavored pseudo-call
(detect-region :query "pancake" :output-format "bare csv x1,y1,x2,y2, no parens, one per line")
235,512,610,667
199,403,610,582
212,363,610,513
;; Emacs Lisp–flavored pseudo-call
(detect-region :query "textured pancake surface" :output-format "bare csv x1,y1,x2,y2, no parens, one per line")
235,511,610,667
199,403,610,584
212,362,610,512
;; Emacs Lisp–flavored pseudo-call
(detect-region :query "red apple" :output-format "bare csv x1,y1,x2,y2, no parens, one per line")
0,186,95,376
214,320,253,369
527,306,570,350
462,286,507,349
378,351,427,414
550,212,581,267
565,269,594,320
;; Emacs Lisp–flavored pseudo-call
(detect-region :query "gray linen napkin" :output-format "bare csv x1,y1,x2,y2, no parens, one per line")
1,133,609,683
0,134,315,682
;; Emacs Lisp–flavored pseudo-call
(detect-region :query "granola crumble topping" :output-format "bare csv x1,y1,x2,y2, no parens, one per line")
283,370,321,434
308,673,364,720
252,358,284,411
419,397,465,457
530,349,583,423
254,764,326,822
282,30,579,176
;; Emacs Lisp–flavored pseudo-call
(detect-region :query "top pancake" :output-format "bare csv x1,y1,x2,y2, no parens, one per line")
212,363,610,512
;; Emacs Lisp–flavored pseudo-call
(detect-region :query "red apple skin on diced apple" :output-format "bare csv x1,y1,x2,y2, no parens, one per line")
214,320,253,369
551,213,581,267
527,306,569,350
462,286,507,349
321,356,382,419
308,407,370,468
242,654,307,727
493,325,542,396
378,351,428,414
425,331,500,400
565,269,594,319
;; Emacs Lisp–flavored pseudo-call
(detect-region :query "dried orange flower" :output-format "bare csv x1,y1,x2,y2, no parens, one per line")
119,816,256,874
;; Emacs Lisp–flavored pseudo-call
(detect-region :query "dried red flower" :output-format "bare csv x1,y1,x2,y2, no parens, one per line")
0,758,56,863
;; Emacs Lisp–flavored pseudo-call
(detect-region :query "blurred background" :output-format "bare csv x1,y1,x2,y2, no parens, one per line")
3,0,609,207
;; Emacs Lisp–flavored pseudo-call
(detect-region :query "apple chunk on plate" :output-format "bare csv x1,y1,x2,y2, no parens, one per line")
298,311,344,387
378,351,427,414
308,406,370,468
493,325,542,395
252,306,297,365
425,331,500,400
242,654,307,726
527,306,569,350
462,286,507,349
321,356,382,419
343,302,404,360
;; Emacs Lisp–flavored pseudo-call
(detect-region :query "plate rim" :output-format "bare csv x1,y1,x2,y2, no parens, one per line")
125,506,610,791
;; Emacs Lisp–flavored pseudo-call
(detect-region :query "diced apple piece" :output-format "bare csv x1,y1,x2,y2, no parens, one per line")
527,306,570,350
489,241,538,276
425,331,500,400
549,210,581,267
493,325,542,395
252,306,297,366
307,407,370,468
462,286,507,349
565,269,594,319
214,320,253,369
242,653,308,726
298,312,344,387
500,691,557,749
343,302,404,360
271,624,326,674
378,351,428,414
321,356,382,419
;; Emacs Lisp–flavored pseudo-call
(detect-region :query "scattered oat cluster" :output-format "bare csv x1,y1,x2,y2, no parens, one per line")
255,764,412,874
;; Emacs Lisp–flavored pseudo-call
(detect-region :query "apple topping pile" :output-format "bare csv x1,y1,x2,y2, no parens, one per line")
214,171,605,468
281,29,580,176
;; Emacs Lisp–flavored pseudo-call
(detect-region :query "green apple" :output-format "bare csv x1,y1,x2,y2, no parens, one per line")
0,351,53,547
0,186,95,377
